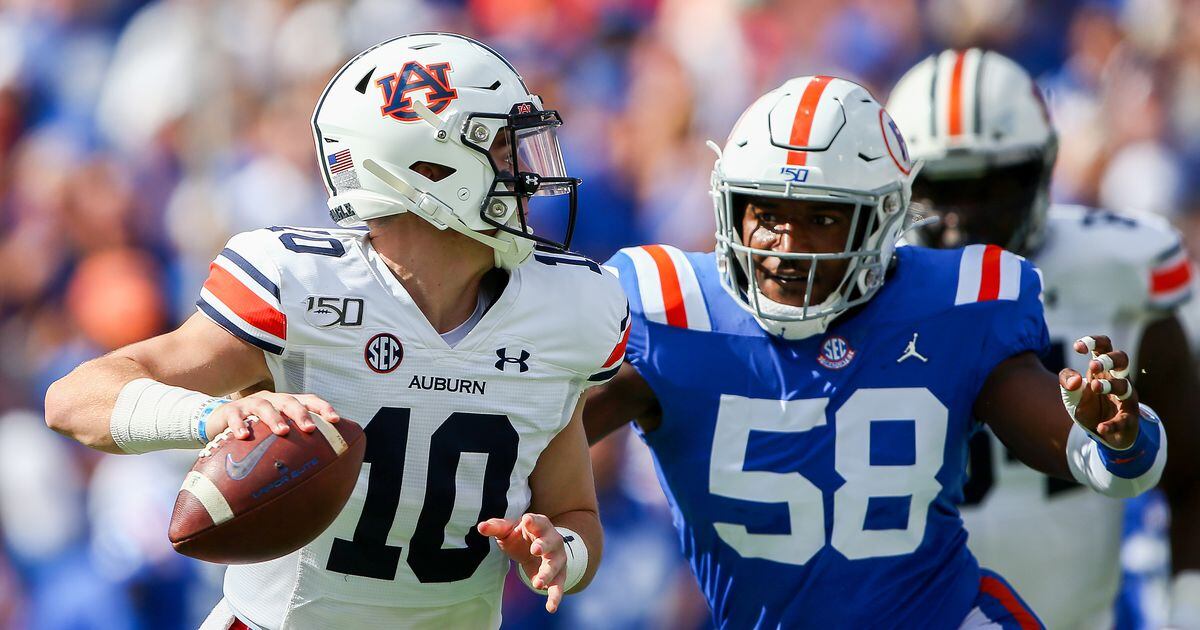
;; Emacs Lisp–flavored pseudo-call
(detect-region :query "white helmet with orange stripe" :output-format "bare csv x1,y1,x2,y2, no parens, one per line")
711,75,918,340
886,49,1057,254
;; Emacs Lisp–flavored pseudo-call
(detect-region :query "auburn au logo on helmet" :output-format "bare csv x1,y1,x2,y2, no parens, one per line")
375,61,458,122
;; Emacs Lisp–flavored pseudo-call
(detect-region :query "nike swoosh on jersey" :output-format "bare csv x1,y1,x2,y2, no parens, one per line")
226,434,279,480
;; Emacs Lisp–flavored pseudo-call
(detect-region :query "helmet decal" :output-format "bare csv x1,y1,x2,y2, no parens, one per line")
880,110,913,175
784,75,834,166
376,61,458,122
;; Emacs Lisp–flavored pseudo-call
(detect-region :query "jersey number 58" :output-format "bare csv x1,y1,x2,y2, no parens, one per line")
710,388,947,563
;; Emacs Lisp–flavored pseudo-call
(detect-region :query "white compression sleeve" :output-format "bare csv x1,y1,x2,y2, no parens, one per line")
109,378,225,453
1169,571,1200,629
1064,405,1167,499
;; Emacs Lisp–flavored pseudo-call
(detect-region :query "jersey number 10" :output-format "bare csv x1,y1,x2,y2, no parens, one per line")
326,407,518,582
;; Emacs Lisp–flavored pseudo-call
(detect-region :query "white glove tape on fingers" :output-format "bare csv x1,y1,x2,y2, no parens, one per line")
1061,378,1128,448
1110,366,1130,379
1116,382,1134,401
1098,379,1113,395
1061,378,1084,421
1079,336,1097,355
110,378,227,453
1096,353,1115,372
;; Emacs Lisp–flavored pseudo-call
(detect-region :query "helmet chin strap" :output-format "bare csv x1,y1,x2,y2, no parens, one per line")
751,289,840,340
332,159,533,269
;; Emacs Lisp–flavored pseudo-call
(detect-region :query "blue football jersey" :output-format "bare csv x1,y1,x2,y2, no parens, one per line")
603,243,1050,628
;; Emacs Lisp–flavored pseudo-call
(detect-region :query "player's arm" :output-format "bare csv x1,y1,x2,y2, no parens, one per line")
583,362,661,444
478,396,602,613
44,313,338,454
976,336,1166,498
1135,315,1200,617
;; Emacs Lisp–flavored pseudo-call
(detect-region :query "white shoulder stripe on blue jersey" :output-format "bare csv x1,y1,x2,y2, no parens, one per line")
618,245,711,331
954,244,1023,306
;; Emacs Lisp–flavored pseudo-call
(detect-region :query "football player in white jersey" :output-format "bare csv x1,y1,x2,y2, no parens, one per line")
44,33,630,629
888,48,1200,629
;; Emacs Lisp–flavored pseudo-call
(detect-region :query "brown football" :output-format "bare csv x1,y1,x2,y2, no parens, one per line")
169,412,366,564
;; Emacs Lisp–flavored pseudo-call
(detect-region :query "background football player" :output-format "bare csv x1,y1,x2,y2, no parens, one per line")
583,75,1166,627
44,33,629,629
887,48,1200,629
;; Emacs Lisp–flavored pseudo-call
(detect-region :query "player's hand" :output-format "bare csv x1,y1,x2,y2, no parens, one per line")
477,514,568,613
1059,335,1139,449
206,392,341,440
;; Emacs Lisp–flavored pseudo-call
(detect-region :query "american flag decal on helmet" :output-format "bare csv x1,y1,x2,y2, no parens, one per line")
328,149,354,174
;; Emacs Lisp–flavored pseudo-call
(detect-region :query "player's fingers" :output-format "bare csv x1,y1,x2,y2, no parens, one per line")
1090,377,1132,400
242,400,289,436
1058,368,1084,391
477,518,517,539
1075,335,1112,356
545,583,564,614
531,535,563,558
220,407,252,439
520,513,553,539
295,394,340,422
1090,351,1129,374
273,395,316,432
533,556,563,589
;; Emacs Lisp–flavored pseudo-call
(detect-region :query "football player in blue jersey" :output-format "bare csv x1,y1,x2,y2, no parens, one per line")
888,49,1200,628
583,75,1167,628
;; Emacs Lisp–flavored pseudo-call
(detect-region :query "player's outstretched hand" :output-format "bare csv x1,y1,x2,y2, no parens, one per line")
478,514,567,613
207,392,341,440
1058,335,1139,449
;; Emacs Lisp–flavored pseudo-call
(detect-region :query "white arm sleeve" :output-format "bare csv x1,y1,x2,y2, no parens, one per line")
1065,408,1167,499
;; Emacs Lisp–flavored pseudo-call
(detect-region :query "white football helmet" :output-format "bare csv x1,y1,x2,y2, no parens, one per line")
312,32,579,268
887,48,1057,254
712,75,918,340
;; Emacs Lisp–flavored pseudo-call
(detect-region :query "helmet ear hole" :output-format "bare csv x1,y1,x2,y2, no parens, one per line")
409,161,456,182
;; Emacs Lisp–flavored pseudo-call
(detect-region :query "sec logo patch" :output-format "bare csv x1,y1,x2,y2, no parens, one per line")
364,333,403,373
817,336,856,370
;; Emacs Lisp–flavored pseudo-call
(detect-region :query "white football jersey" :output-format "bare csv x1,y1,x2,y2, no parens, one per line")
194,226,629,630
960,204,1192,629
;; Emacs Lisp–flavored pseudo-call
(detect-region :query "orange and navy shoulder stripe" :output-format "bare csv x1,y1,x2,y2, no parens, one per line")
1149,241,1193,309
589,306,631,383
954,244,1027,306
197,247,286,355
616,245,711,331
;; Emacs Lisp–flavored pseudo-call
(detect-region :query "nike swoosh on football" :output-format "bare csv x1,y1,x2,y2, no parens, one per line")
226,434,279,481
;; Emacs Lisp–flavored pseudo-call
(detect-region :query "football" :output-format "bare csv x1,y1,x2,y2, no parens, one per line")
168,413,366,564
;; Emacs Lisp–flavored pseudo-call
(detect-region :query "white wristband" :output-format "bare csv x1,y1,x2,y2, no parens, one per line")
1169,571,1200,629
556,527,589,592
109,378,226,453
515,527,590,594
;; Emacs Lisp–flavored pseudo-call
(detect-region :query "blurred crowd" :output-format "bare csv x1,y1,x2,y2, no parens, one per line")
1,0,1198,627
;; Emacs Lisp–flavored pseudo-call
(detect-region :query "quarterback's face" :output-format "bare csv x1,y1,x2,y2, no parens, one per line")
741,197,855,307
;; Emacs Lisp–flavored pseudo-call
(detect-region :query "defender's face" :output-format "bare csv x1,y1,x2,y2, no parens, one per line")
911,159,1042,250
740,197,855,307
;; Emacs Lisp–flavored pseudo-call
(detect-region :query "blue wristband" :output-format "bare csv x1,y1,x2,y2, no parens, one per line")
1092,404,1162,479
195,397,230,446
